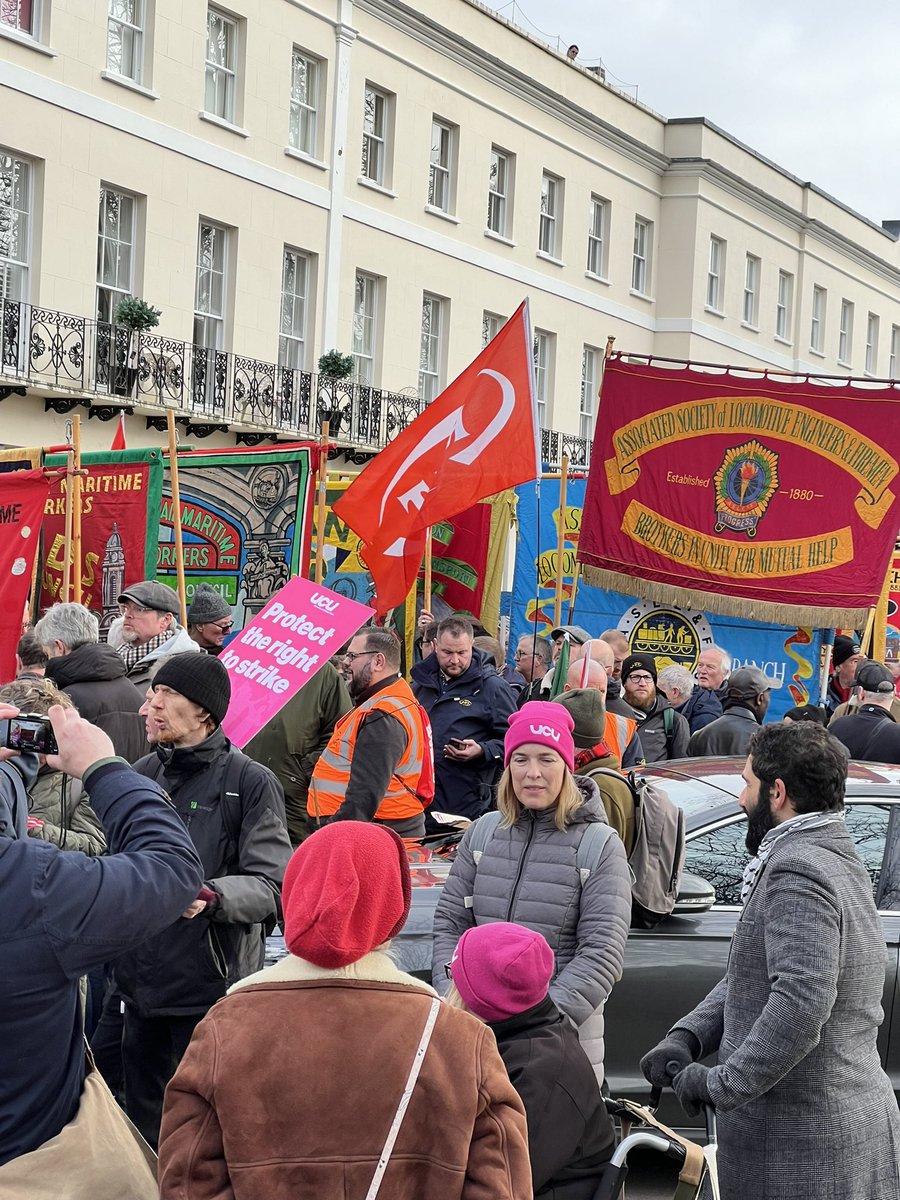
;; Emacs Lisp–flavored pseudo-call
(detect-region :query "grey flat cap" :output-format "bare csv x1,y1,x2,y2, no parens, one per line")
118,580,181,615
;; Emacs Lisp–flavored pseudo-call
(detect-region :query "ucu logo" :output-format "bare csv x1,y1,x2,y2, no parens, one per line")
310,592,339,613
529,724,560,741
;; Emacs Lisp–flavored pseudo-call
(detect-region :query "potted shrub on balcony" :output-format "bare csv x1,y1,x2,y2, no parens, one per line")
112,296,162,396
317,348,354,432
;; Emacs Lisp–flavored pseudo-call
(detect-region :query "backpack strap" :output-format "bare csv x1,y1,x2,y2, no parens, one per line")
463,810,501,910
662,705,675,756
575,821,616,885
221,750,250,863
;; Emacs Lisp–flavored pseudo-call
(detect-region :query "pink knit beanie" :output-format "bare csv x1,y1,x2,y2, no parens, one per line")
504,701,575,772
450,922,555,1022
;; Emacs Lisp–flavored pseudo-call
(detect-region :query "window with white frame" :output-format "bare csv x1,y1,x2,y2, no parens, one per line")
742,254,760,326
96,186,135,323
839,299,854,364
278,248,309,370
775,270,793,340
107,0,145,82
361,84,390,186
419,293,445,404
586,195,607,277
707,236,725,311
205,8,238,123
533,329,554,427
580,346,600,443
811,285,826,352
1,0,38,35
193,220,228,350
487,147,511,236
866,312,879,374
428,118,455,213
289,49,320,158
482,310,503,348
0,151,31,302
351,271,379,384
632,217,651,295
891,326,899,378
539,172,562,257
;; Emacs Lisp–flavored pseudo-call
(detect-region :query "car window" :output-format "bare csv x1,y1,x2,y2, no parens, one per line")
683,818,749,906
844,803,890,898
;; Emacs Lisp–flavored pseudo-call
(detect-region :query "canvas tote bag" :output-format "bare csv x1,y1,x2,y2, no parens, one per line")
0,1046,158,1199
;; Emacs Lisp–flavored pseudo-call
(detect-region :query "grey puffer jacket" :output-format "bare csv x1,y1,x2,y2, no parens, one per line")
432,778,631,1079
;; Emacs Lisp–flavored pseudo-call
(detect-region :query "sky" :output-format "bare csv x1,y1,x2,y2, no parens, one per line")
483,0,900,227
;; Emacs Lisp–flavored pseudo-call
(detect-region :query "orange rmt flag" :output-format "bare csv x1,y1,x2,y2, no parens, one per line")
333,299,541,614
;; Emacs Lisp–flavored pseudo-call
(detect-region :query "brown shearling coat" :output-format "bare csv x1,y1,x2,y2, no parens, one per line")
158,952,533,1200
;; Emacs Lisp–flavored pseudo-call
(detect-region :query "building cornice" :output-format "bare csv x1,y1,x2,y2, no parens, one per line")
666,158,900,290
353,0,669,177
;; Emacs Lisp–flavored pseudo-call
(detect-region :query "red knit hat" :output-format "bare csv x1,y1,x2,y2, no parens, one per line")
281,822,412,968
450,923,555,1022
505,701,576,772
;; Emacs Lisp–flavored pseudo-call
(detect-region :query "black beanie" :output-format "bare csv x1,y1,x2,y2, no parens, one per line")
620,652,657,684
152,652,231,726
832,634,861,668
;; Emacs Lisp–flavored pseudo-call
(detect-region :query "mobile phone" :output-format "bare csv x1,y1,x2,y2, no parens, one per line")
448,738,467,750
5,713,58,755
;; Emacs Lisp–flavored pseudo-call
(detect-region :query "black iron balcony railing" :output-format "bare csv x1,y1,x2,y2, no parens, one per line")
0,299,590,467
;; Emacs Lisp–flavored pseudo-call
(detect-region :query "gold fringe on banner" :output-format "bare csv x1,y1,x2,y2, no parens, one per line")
579,565,871,630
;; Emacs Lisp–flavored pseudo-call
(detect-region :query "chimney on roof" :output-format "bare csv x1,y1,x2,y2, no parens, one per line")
881,220,900,239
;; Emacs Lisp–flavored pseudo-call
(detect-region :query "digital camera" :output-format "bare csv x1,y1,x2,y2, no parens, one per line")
5,713,57,756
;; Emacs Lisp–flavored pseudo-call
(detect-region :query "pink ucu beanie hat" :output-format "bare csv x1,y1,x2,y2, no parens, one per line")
450,923,555,1022
504,701,575,772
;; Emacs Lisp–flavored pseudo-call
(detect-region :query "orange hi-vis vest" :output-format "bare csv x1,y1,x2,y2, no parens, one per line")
603,711,638,767
308,676,429,822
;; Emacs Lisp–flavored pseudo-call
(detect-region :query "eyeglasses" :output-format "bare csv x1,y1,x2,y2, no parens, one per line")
443,961,453,980
203,620,233,632
119,602,154,616
626,673,654,684
343,650,377,663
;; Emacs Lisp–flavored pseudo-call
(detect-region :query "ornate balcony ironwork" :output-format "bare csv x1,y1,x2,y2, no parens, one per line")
0,298,591,464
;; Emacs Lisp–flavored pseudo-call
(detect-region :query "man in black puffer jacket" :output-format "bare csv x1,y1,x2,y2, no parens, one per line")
34,602,147,761
115,652,292,1149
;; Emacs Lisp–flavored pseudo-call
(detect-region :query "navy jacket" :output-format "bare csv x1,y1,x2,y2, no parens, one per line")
0,759,202,1166
829,705,900,764
410,649,517,820
677,685,723,734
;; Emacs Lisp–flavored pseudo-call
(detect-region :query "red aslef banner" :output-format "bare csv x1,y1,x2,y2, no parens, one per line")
0,470,51,681
578,355,900,627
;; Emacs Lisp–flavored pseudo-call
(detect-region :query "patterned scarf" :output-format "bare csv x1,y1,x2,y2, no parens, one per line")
117,629,172,672
740,809,845,904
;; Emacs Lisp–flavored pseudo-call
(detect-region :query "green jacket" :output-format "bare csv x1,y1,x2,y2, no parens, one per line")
27,767,107,856
243,662,351,843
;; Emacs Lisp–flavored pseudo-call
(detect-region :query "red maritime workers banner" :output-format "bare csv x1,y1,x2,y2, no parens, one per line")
334,299,539,612
0,471,50,681
578,355,900,628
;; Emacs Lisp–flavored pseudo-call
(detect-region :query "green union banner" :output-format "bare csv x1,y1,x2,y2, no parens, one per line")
157,444,317,634
578,355,900,628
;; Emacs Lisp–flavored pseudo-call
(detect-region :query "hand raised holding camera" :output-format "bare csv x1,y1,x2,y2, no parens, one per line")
45,705,115,780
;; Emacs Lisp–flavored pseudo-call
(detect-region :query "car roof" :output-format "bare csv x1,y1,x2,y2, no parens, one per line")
641,756,900,826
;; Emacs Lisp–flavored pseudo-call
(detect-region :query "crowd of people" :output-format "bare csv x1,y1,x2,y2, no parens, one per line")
2,583,900,1198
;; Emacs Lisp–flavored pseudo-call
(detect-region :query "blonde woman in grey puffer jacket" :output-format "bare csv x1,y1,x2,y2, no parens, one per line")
433,701,631,1084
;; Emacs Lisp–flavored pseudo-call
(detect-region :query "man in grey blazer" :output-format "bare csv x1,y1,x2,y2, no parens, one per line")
641,723,900,1200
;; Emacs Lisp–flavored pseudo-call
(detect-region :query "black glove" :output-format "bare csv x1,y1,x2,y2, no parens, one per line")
639,1035,695,1088
672,1062,711,1118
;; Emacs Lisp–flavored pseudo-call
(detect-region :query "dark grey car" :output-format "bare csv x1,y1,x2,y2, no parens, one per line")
388,757,900,1128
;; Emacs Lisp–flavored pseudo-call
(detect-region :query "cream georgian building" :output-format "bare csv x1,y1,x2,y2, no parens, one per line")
2,0,900,461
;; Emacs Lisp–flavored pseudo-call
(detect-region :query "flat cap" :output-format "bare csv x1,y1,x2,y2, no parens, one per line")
728,665,779,698
118,580,181,615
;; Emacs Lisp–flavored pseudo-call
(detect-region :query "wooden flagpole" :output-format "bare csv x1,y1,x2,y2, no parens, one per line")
61,425,75,602
313,420,330,583
872,557,893,662
72,414,83,603
565,335,614,624
166,412,188,627
423,527,434,611
861,605,878,657
553,454,569,628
